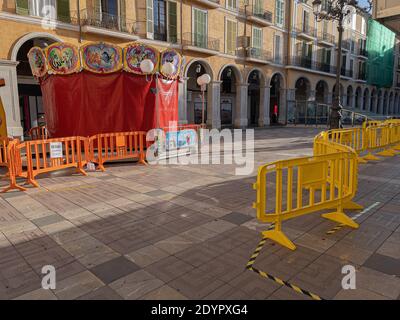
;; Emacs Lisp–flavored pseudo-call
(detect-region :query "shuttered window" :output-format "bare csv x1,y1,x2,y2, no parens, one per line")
226,19,237,55
275,0,284,26
16,0,29,15
226,0,237,11
274,34,281,63
252,27,263,50
57,0,71,23
146,0,154,38
168,1,178,43
254,0,263,16
193,8,207,48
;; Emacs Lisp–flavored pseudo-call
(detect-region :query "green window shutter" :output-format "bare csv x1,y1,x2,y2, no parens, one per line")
194,9,207,48
168,1,177,43
16,0,29,15
252,27,262,50
146,0,154,38
120,0,127,32
93,0,102,21
275,0,284,26
226,20,237,55
57,0,71,23
254,0,263,15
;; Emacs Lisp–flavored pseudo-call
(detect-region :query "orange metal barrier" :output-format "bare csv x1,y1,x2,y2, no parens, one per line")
1,140,26,192
0,137,10,168
28,126,48,140
89,131,147,171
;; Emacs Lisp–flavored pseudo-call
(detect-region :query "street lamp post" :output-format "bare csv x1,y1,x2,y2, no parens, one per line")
197,74,211,128
311,0,372,129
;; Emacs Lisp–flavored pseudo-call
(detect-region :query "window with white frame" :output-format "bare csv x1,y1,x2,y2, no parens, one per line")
225,19,237,56
226,0,238,11
275,0,284,27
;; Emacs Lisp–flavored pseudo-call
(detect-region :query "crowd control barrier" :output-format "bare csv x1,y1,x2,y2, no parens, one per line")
254,121,400,250
0,137,10,168
253,146,359,251
28,126,48,140
89,131,147,171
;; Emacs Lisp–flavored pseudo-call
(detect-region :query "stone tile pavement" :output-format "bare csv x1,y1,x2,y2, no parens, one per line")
0,127,399,300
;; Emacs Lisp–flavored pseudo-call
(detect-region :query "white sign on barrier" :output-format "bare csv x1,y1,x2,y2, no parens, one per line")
50,142,63,158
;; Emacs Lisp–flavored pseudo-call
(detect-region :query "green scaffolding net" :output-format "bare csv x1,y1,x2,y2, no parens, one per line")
366,19,395,88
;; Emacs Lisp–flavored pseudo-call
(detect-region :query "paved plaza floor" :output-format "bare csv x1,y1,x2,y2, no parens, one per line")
0,127,399,300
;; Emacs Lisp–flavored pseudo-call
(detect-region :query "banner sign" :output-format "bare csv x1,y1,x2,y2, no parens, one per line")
124,43,159,75
82,42,123,74
160,49,182,79
45,43,80,75
50,142,63,158
27,47,48,78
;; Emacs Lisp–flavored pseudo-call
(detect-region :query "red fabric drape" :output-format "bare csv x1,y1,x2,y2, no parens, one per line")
40,72,178,138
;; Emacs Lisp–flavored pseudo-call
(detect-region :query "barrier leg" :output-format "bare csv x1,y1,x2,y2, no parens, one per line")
342,201,363,210
261,221,296,251
97,163,106,172
25,177,39,188
377,149,396,157
357,157,368,164
322,204,359,229
362,152,380,161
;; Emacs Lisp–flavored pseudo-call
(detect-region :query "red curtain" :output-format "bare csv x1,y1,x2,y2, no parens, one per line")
40,72,178,138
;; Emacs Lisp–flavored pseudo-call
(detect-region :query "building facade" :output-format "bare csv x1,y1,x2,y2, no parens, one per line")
0,0,399,137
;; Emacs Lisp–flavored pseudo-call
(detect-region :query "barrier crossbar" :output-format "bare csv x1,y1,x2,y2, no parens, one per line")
89,131,147,171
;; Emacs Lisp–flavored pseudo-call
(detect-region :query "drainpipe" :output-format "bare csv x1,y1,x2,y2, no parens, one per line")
284,0,293,125
77,0,82,43
180,0,183,55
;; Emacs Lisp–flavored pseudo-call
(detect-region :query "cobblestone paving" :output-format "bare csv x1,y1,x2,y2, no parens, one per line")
0,127,399,300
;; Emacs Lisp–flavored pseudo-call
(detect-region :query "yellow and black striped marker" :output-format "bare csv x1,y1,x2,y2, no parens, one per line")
246,237,324,300
326,223,345,235
248,266,323,300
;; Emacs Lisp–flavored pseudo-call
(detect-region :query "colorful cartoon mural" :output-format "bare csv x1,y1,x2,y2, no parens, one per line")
45,43,80,75
82,42,123,74
27,47,48,78
124,43,159,75
160,49,182,79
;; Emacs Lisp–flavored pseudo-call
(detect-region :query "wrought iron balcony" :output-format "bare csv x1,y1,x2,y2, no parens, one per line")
317,31,335,45
341,67,353,78
242,5,273,26
357,71,366,81
182,32,220,53
291,56,313,69
295,24,317,39
358,48,368,57
79,9,139,35
246,47,272,63
341,40,351,51
290,56,335,74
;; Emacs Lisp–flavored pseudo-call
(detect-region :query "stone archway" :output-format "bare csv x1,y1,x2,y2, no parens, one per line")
270,73,285,125
370,89,377,113
294,77,311,124
346,86,353,108
13,33,61,136
185,59,215,127
246,69,266,127
219,65,242,128
355,87,362,109
363,88,370,111
315,80,329,104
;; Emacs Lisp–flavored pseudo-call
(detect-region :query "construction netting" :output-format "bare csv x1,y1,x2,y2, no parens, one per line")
366,19,395,88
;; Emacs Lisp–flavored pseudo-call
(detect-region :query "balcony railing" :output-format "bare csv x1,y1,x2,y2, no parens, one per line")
80,9,140,35
358,48,368,57
295,24,317,38
315,61,333,73
290,56,337,74
182,32,220,52
246,47,272,62
341,68,353,78
291,56,313,69
317,31,335,44
341,40,350,51
357,71,366,81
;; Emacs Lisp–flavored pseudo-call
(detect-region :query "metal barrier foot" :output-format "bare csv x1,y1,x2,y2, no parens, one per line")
261,230,296,251
26,178,39,188
1,184,27,193
342,201,364,210
377,149,396,157
357,157,368,164
322,211,359,229
363,153,381,161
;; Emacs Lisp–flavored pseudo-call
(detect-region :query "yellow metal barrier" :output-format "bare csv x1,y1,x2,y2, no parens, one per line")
253,141,359,251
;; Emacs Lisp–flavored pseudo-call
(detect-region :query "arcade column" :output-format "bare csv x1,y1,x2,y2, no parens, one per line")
206,81,222,130
258,85,271,127
235,83,249,128
0,59,23,137
178,77,188,124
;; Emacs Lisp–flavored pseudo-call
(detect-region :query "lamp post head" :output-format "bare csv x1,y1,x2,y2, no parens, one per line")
140,59,155,74
161,62,176,77
312,0,322,13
